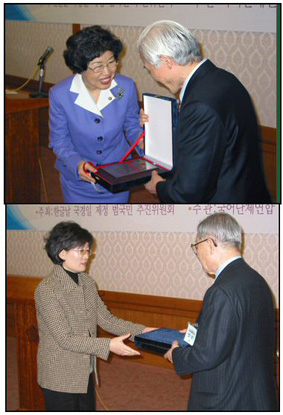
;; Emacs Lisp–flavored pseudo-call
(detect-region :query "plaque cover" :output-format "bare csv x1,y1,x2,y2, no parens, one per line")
134,328,189,355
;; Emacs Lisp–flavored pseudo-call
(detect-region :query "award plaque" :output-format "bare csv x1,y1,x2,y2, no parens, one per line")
91,94,178,193
134,328,189,355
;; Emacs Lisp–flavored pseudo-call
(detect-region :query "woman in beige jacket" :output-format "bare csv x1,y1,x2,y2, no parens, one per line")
35,221,151,411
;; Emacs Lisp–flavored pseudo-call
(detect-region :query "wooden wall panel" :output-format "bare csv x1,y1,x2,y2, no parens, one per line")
7,275,279,410
15,302,44,411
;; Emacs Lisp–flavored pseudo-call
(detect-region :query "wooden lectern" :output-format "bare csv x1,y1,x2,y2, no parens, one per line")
5,91,49,203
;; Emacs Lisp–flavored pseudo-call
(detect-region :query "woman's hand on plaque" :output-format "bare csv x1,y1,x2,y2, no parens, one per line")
78,161,97,183
142,327,158,333
140,108,149,126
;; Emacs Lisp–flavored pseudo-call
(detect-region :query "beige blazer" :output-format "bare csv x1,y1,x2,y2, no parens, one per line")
35,265,145,393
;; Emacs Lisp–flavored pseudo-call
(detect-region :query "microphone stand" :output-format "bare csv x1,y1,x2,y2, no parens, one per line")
30,61,49,98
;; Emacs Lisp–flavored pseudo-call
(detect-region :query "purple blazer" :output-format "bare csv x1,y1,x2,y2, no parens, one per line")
49,73,143,203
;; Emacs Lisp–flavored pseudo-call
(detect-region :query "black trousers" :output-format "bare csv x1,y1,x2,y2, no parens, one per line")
41,373,95,411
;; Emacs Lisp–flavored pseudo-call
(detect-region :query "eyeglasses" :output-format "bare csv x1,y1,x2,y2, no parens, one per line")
88,59,119,74
70,248,91,257
191,238,217,255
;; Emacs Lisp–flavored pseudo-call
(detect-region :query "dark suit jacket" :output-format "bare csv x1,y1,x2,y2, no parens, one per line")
157,60,271,203
172,258,278,411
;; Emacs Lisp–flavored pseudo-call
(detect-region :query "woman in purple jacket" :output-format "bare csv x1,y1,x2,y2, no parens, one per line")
49,26,143,203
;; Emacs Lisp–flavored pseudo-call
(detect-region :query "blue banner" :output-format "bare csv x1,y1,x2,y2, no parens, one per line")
5,4,34,21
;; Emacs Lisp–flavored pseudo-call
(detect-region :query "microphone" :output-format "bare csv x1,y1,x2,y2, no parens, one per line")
30,47,54,98
37,47,54,66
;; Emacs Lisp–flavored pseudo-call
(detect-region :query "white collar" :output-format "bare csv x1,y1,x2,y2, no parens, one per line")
70,74,117,116
179,59,207,102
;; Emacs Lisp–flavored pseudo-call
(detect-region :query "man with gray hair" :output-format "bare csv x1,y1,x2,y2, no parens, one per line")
165,213,277,411
138,20,271,203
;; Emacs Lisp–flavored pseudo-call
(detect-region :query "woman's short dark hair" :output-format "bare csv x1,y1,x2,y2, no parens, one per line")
63,25,123,73
44,221,94,265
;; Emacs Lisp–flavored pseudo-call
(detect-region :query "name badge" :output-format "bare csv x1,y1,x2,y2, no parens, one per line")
184,323,198,346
